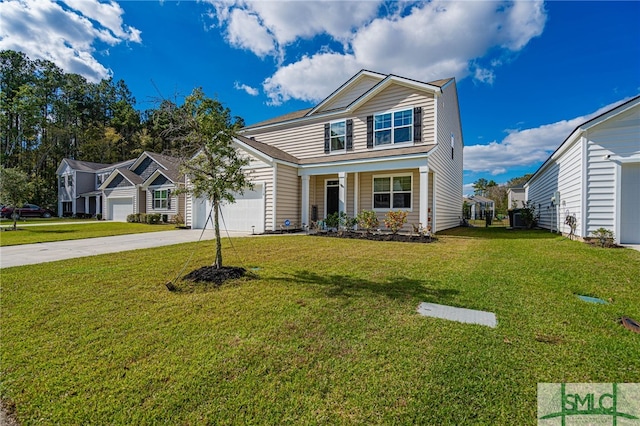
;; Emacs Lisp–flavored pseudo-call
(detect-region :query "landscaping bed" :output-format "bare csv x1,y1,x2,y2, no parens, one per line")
311,229,435,243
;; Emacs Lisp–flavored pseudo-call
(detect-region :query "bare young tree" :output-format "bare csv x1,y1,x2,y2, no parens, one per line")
171,88,251,269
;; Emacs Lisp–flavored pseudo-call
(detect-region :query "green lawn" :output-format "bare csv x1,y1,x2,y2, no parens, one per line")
0,222,176,246
1,228,639,424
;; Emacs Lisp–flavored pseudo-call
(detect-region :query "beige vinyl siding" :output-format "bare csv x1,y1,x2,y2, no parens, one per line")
347,175,355,217
244,85,436,159
313,174,332,219
352,84,436,148
316,75,382,112
248,166,275,232
275,163,300,227
430,80,463,232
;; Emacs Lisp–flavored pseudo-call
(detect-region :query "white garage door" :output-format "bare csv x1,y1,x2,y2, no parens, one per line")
193,185,265,233
620,163,640,244
108,198,133,222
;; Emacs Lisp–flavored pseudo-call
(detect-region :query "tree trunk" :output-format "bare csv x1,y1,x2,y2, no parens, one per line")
213,199,222,269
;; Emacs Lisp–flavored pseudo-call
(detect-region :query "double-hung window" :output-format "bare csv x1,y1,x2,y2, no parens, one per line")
330,121,346,151
373,175,412,210
153,189,168,209
374,109,413,146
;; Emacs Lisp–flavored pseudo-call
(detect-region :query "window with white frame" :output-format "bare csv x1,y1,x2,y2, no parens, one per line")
373,175,412,209
153,189,168,209
330,121,346,151
374,109,413,146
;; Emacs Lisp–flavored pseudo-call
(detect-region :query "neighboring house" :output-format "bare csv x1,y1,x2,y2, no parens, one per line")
525,96,640,244
57,151,184,221
463,195,495,220
99,152,184,221
185,70,464,233
507,184,526,209
56,158,132,217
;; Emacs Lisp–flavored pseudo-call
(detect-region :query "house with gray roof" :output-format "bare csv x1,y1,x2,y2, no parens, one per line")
57,151,184,221
185,69,464,233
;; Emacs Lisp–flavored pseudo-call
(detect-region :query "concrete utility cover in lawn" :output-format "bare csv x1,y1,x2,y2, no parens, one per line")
417,302,497,328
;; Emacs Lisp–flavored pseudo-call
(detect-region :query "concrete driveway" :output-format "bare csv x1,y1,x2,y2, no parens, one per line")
0,229,256,268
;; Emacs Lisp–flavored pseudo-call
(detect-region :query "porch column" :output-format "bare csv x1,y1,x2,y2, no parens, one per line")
419,166,429,228
338,172,346,215
301,175,310,228
97,195,102,215
353,172,359,216
85,197,89,215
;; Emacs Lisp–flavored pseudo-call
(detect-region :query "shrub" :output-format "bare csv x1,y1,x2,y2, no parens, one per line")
520,200,538,229
324,211,356,231
356,210,379,233
172,213,185,226
591,227,615,248
126,213,137,223
146,213,161,224
384,210,408,234
96,213,102,221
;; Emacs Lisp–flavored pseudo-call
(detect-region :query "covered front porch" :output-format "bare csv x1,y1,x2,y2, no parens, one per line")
298,155,435,231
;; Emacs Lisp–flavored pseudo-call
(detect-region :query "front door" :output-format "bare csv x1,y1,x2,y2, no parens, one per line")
325,180,339,218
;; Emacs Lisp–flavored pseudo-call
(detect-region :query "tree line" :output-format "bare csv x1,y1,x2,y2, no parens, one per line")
0,49,220,210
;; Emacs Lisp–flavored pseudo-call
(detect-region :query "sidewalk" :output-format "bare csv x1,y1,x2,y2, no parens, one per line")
0,229,255,268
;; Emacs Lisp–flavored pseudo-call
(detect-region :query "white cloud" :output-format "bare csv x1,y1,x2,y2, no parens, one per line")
234,81,259,96
208,0,380,60
463,100,630,175
208,0,547,105
0,0,141,82
263,53,360,105
225,8,275,58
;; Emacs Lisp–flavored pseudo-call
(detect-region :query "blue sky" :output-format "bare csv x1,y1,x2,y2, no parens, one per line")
2,0,639,194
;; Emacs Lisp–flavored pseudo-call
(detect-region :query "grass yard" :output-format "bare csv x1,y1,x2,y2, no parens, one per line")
1,228,639,424
0,222,175,246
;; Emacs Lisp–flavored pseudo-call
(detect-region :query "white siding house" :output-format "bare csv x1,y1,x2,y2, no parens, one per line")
525,96,640,244
185,70,464,233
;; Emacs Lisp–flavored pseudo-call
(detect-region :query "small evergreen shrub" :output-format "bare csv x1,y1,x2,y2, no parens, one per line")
591,228,615,248
146,213,161,224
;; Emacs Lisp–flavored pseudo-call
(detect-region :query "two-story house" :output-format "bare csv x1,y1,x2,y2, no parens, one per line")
57,151,184,221
57,158,133,217
185,70,464,233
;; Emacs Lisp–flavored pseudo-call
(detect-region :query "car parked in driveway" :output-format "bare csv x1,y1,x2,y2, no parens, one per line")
1,204,54,219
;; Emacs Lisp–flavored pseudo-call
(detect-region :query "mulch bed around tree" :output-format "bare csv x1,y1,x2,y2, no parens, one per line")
183,266,249,285
311,231,436,243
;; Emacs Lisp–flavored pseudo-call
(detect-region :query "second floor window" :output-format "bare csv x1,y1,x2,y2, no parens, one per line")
374,109,413,146
153,189,168,209
330,121,346,151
